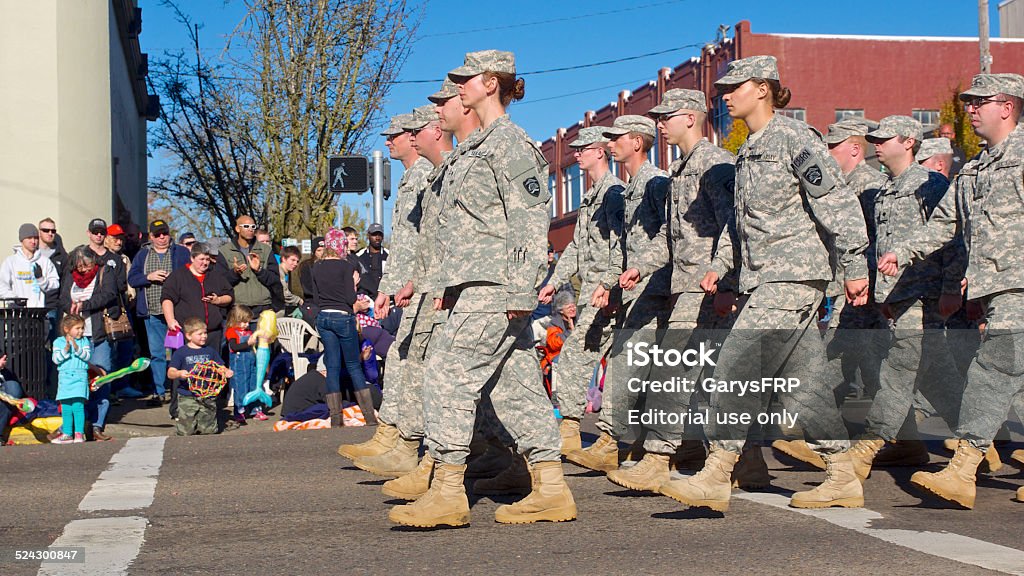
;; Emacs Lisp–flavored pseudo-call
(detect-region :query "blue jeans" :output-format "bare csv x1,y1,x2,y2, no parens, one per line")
229,350,257,415
144,315,169,396
88,339,112,429
315,312,367,394
0,379,24,437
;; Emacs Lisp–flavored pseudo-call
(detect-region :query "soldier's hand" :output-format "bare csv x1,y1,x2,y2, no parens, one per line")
375,292,390,319
877,252,899,277
714,291,737,317
591,284,609,308
538,285,556,305
938,293,963,319
433,297,443,311
845,278,870,306
395,282,415,307
700,271,719,295
960,277,968,296
619,269,641,291
506,310,531,320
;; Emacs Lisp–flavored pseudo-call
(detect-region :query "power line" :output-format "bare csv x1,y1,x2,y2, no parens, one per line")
419,0,690,39
516,76,651,106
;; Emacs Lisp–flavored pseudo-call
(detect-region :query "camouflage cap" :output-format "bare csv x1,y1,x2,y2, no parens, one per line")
865,115,924,143
448,50,516,80
602,115,657,138
915,137,954,162
959,73,1024,100
823,118,878,145
380,113,414,136
648,88,708,115
427,78,459,104
568,127,610,148
714,55,779,88
404,104,440,130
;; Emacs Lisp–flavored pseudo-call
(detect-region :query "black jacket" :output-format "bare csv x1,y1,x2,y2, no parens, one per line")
160,266,235,331
59,265,121,344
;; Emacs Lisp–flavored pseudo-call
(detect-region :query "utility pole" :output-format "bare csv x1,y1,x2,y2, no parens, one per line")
979,0,992,72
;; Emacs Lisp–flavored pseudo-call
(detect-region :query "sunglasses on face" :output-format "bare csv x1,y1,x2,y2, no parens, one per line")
89,230,107,236
152,232,169,238
239,224,257,230
39,228,56,234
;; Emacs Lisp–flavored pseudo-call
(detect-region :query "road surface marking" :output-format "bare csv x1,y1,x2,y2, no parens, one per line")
78,437,166,511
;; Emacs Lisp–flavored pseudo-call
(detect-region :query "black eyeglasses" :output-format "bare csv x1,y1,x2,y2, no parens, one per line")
183,240,196,247
963,97,1008,111
39,228,56,234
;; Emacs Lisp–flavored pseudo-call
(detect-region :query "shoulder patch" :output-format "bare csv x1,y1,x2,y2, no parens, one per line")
793,147,838,199
508,157,549,208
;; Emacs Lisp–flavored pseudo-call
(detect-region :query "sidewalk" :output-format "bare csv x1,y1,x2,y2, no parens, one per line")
102,396,281,439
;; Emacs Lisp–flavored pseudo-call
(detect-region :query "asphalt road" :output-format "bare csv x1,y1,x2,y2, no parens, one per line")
1,406,1023,576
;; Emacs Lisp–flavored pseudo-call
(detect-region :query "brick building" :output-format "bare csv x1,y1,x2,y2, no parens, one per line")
544,20,1024,250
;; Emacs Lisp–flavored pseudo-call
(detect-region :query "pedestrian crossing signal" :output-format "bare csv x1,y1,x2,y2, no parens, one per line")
328,156,369,193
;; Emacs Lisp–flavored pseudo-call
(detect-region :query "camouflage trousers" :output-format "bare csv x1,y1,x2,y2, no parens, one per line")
866,297,963,441
957,290,1024,450
377,294,436,441
640,291,722,454
597,293,672,441
422,285,560,466
824,295,888,402
176,395,217,436
710,281,850,455
552,296,615,421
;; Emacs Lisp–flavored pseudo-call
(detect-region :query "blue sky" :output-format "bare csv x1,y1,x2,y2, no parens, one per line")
141,0,1006,236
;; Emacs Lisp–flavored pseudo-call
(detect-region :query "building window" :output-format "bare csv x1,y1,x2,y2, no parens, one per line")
609,156,618,178
671,144,681,162
912,109,940,127
549,173,557,217
712,96,732,143
776,108,806,122
835,109,864,122
561,163,583,213
647,135,659,166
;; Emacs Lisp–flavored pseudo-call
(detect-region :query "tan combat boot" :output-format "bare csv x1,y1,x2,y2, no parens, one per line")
732,446,771,490
607,453,671,492
945,438,1003,473
466,441,515,479
353,436,419,477
1012,449,1024,467
1016,486,1023,503
565,432,619,472
771,439,826,470
473,455,532,496
494,461,577,524
790,451,865,509
911,440,984,509
337,422,399,460
942,438,958,452
382,453,435,501
873,439,929,467
671,440,707,471
559,418,582,455
388,463,470,527
658,447,739,512
618,437,647,463
847,438,885,482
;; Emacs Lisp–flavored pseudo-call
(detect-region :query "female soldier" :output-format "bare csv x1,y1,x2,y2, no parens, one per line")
389,50,575,528
658,55,871,512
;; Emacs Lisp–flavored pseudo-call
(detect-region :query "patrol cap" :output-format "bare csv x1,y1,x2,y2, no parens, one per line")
602,115,657,139
568,127,610,148
959,73,1024,100
648,88,708,115
823,118,878,145
428,78,459,104
448,50,516,81
714,55,779,89
865,115,924,143
404,104,440,130
380,114,414,136
915,137,954,162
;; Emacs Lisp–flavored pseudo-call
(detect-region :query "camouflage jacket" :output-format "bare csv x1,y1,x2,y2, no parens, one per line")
605,160,671,301
548,170,625,297
410,151,451,295
379,156,432,295
661,138,737,295
826,163,886,297
432,115,551,311
956,125,1024,299
873,162,959,303
711,114,869,293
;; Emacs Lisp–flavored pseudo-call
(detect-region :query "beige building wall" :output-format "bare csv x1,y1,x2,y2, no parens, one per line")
0,0,148,251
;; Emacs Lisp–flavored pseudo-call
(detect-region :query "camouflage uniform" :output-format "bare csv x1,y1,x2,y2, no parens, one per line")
422,113,561,466
861,116,964,441
640,101,738,454
598,115,672,443
548,128,625,422
951,92,1024,450
708,107,870,454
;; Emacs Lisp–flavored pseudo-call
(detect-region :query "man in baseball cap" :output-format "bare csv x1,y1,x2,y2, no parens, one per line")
149,219,171,237
866,115,925,146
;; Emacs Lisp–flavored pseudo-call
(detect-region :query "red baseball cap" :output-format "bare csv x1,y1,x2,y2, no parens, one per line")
107,224,125,236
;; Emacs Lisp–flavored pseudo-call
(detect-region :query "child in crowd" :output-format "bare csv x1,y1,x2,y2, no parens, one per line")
52,314,91,444
224,305,267,424
168,317,233,436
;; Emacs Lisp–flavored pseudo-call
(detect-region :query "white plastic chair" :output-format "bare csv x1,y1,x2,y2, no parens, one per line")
277,317,322,386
